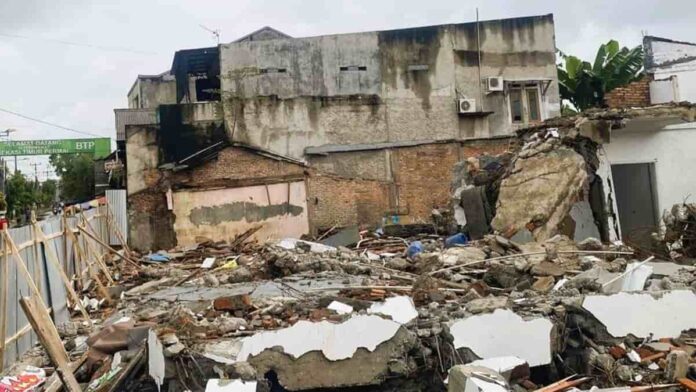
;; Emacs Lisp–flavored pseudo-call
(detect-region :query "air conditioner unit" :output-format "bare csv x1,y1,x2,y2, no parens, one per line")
458,98,477,113
487,76,504,92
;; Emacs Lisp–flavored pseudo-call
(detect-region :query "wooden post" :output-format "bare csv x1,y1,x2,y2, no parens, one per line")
33,222,93,327
30,212,43,296
64,227,111,302
78,220,115,286
106,202,132,258
0,237,8,371
79,214,114,275
19,294,81,392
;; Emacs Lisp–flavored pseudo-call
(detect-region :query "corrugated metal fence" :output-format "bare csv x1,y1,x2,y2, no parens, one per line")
0,207,110,370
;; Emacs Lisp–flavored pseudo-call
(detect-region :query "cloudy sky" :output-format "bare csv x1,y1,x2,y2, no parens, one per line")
0,0,694,178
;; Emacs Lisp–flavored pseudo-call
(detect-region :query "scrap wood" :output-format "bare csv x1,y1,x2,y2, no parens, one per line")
678,378,696,392
19,295,81,392
641,352,666,363
78,224,141,270
229,225,263,250
534,375,592,392
43,351,89,392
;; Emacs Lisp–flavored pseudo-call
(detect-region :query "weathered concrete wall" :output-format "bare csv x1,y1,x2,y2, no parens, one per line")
172,181,309,245
220,15,560,159
125,125,160,195
645,36,696,103
127,75,177,109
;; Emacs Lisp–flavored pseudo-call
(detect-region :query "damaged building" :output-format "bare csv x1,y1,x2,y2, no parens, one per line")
117,16,563,251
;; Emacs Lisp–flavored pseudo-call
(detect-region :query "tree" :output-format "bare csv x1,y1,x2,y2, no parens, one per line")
37,179,57,207
5,171,36,220
49,153,95,202
558,40,644,111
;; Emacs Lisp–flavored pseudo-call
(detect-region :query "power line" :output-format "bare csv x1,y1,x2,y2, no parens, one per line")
0,32,159,55
0,107,111,139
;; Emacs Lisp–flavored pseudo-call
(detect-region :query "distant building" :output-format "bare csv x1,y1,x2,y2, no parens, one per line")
115,16,562,251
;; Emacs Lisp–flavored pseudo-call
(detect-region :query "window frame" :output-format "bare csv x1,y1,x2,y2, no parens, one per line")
507,82,544,125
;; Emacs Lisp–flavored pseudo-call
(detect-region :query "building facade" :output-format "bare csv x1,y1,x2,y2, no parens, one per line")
117,16,561,251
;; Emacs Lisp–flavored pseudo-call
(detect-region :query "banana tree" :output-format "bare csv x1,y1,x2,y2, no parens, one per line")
558,40,644,111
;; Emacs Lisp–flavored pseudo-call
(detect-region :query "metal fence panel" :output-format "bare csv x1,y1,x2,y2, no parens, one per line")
1,207,110,370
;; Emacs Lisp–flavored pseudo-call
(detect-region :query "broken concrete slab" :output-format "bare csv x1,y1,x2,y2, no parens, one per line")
468,357,530,382
441,247,487,266
147,329,165,391
321,226,360,248
582,290,696,338
277,238,336,253
327,301,354,315
368,296,418,324
530,262,566,277
603,261,653,293
247,327,418,390
237,315,402,362
532,276,555,293
466,296,509,314
450,309,553,367
448,364,509,392
645,261,695,277
205,379,257,391
491,146,588,241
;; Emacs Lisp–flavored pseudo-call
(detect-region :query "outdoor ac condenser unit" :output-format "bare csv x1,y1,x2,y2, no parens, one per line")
487,76,504,92
458,98,477,113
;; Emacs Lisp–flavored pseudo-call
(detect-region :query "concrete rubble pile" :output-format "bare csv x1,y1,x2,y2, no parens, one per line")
659,203,696,260
7,227,696,392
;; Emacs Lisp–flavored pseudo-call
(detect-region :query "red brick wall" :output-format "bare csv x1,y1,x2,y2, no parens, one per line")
306,138,514,231
171,147,305,187
307,173,391,231
604,76,652,109
394,143,460,224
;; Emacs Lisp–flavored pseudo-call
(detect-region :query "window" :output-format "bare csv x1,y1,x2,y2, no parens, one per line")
510,90,523,122
339,65,367,71
508,83,543,124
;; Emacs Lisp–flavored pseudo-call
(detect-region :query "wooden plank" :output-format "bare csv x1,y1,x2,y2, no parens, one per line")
79,222,115,286
19,294,81,392
0,239,8,370
65,225,111,302
78,225,140,270
44,351,89,392
679,378,696,392
33,222,93,327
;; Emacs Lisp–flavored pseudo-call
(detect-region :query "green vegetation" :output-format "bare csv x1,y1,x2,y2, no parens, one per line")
49,153,95,201
558,40,644,111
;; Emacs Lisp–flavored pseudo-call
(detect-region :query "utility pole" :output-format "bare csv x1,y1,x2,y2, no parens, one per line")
30,162,40,189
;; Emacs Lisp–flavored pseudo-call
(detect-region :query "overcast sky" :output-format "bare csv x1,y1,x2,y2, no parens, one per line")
0,0,694,178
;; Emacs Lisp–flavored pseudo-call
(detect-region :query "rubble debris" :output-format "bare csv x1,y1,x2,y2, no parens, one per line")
582,290,696,338
450,309,553,367
660,202,696,259
448,364,509,392
467,357,530,382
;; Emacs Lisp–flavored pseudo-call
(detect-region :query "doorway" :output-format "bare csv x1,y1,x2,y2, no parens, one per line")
611,162,659,245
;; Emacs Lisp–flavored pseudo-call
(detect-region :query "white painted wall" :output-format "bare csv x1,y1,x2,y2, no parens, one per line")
604,123,696,218
646,38,696,103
